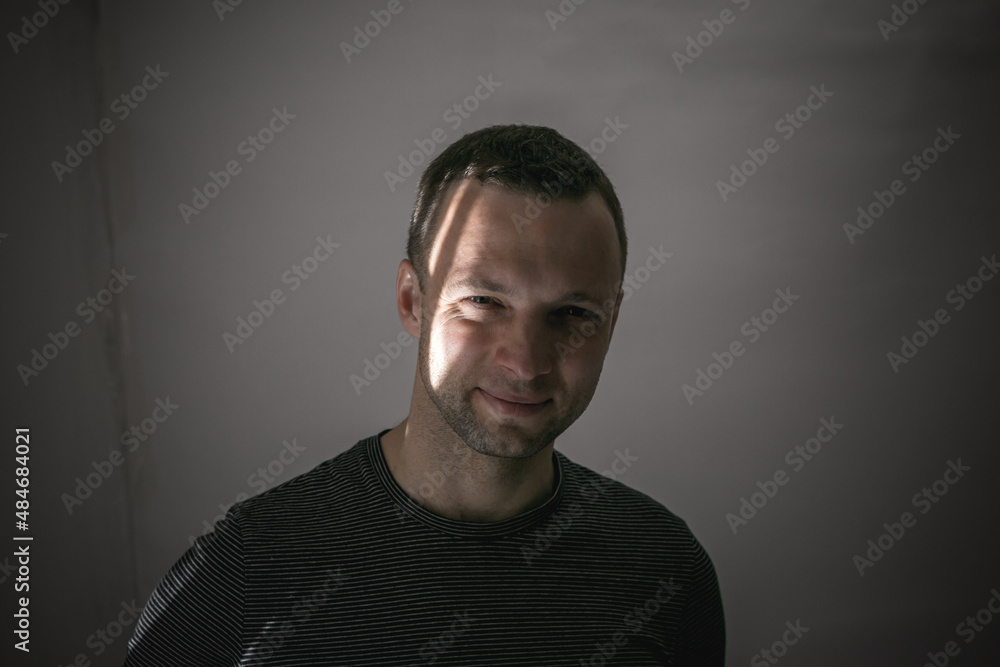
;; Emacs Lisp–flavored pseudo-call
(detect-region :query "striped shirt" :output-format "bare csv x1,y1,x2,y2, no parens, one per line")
124,429,725,666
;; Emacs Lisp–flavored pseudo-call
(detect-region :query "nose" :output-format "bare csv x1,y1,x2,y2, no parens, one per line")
493,315,553,380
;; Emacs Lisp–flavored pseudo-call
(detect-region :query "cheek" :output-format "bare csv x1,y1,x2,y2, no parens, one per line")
558,332,609,376
427,320,487,373
559,349,596,380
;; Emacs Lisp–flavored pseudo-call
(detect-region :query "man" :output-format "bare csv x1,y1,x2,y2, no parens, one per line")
124,124,725,665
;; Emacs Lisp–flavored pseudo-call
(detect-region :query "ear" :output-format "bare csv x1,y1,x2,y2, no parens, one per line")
396,259,423,339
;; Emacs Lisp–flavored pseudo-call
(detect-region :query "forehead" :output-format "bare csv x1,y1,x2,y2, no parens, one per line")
427,179,619,293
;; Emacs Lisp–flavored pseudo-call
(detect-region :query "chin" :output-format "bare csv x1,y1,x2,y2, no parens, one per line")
467,408,569,460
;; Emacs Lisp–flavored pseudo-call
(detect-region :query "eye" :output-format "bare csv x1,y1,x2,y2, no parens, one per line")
464,298,600,322
562,306,601,321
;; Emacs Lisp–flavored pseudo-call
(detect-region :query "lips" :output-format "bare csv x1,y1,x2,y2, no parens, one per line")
479,388,549,405
477,388,552,419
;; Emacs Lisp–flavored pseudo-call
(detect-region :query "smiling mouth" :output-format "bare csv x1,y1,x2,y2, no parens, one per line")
480,388,548,404
477,388,552,418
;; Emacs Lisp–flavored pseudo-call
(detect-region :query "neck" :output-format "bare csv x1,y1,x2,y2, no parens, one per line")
380,384,556,522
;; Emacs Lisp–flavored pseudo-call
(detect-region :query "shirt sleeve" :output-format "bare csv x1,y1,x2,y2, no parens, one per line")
123,507,246,666
674,531,726,666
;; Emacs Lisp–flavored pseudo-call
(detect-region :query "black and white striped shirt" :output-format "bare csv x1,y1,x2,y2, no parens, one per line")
124,429,725,666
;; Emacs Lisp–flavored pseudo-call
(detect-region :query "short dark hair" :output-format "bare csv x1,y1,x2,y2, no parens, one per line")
405,124,628,296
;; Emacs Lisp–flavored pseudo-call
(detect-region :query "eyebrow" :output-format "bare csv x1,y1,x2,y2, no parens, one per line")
447,275,607,308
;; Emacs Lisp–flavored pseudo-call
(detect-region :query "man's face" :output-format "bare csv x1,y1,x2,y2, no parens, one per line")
415,179,623,459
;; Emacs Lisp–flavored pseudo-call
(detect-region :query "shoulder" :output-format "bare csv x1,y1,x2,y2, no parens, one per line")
556,451,702,545
231,436,374,532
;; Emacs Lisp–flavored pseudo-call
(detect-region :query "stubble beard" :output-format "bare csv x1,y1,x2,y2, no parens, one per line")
416,311,599,460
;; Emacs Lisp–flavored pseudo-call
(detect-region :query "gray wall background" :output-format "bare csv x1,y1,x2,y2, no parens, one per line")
2,0,998,664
